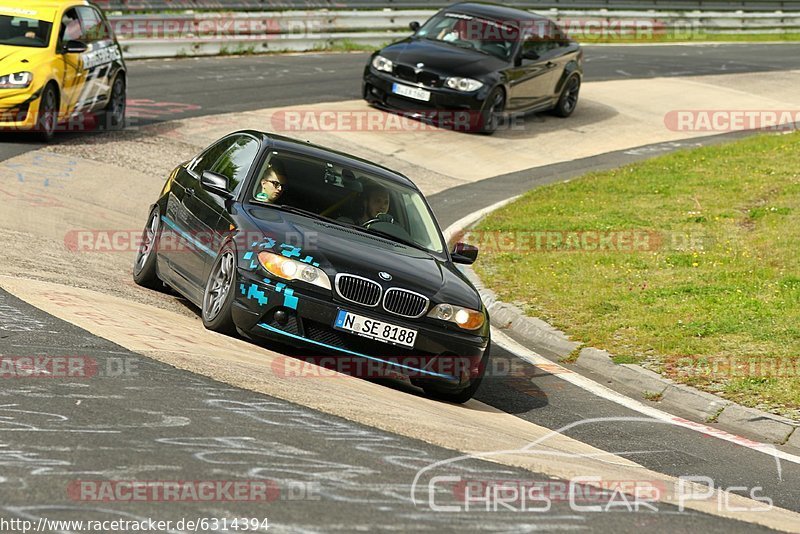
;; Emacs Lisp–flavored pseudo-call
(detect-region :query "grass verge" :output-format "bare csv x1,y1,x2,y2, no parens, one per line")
473,131,800,419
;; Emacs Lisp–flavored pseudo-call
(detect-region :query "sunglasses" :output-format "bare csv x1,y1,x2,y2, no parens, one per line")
264,180,284,190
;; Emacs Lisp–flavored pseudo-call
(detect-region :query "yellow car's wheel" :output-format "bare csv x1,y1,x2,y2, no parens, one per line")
35,84,58,142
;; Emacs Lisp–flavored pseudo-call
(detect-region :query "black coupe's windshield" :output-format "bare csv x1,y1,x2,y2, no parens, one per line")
0,15,52,48
416,12,520,60
251,151,445,254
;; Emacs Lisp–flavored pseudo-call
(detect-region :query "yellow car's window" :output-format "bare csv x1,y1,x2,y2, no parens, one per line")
0,14,53,48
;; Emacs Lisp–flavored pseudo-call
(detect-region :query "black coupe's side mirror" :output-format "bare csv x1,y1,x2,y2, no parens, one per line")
522,48,540,61
451,242,479,265
409,21,421,32
200,170,233,199
62,40,88,54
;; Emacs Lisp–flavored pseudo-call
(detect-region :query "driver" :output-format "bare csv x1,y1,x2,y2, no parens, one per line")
357,183,390,225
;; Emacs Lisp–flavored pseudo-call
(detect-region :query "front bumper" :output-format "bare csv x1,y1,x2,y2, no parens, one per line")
232,268,489,390
363,68,491,129
0,88,41,130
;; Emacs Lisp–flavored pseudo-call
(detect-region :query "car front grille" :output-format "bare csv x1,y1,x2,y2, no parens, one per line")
335,274,382,307
383,288,429,318
394,64,441,87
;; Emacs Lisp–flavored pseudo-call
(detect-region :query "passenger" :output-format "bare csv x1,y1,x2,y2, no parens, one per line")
255,163,287,203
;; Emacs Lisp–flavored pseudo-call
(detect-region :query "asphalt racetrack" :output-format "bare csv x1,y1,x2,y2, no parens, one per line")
1,43,800,533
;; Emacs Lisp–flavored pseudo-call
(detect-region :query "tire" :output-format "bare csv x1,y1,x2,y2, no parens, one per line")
202,243,237,334
552,75,581,118
99,75,126,131
35,84,58,142
423,342,491,404
479,88,505,135
133,206,162,289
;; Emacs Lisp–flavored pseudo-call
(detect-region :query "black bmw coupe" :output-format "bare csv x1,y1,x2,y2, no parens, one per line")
363,2,583,133
133,131,490,402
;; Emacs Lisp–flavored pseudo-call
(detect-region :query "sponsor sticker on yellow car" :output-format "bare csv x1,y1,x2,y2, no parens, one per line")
0,0,127,140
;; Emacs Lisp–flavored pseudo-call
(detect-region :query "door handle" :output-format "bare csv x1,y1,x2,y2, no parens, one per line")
186,187,195,197
546,61,557,68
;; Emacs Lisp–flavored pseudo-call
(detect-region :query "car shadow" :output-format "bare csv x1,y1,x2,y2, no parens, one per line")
492,98,619,140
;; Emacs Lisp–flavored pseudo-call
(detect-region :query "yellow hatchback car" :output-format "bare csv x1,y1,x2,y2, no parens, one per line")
0,0,126,140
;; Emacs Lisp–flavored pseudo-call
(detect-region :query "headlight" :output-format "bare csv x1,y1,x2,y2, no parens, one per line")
258,251,331,291
428,303,485,330
445,77,483,92
0,72,33,89
372,55,393,73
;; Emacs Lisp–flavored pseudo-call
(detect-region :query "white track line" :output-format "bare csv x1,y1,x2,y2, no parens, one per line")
444,202,800,467
492,326,800,467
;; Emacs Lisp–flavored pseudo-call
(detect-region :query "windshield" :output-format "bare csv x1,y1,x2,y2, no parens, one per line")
0,15,52,48
250,151,445,255
416,12,519,60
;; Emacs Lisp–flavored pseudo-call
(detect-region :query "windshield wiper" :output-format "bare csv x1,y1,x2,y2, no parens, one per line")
363,227,432,253
266,204,332,223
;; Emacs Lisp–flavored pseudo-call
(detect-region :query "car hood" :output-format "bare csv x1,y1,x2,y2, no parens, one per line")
245,207,483,310
378,38,507,79
0,45,50,72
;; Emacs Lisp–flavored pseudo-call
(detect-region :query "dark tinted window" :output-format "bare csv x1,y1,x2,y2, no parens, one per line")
210,136,260,192
0,15,53,48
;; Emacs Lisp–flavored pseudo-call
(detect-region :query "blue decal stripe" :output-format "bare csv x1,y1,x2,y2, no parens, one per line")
256,323,454,380
160,216,218,258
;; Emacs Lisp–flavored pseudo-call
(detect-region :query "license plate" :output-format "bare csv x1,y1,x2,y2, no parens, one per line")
392,82,431,102
334,310,417,348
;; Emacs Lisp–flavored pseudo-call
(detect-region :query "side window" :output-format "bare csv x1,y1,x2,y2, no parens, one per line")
190,136,259,193
522,24,558,58
210,136,260,192
60,8,81,45
77,7,110,43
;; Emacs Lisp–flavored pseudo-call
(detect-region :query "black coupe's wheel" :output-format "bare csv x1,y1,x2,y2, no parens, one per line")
202,244,237,334
552,75,581,118
100,75,126,131
479,88,506,135
423,343,491,404
133,206,162,289
35,84,58,142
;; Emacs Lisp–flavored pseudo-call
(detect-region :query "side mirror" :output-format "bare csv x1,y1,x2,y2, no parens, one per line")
522,48,539,61
62,40,88,54
409,21,420,32
451,242,478,265
200,170,233,199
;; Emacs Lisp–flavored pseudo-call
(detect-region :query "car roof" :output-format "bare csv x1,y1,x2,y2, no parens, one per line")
444,2,548,24
242,130,417,189
7,0,91,11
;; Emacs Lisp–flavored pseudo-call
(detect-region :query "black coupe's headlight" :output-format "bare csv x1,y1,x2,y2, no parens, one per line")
372,55,394,73
0,72,33,89
258,251,331,291
445,77,483,92
428,303,485,330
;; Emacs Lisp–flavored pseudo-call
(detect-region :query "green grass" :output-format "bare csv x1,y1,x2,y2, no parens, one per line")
474,132,800,419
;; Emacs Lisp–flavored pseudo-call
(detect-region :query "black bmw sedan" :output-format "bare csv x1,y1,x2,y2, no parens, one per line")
133,131,490,403
363,2,583,133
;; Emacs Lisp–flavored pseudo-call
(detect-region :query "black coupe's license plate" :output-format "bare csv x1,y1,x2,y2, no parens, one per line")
334,310,417,348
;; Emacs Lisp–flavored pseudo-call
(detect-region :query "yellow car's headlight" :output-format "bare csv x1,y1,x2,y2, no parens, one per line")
428,303,485,330
257,251,331,291
0,72,33,89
